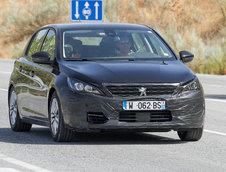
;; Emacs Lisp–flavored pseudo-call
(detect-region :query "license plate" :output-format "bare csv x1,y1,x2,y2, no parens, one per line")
123,101,165,110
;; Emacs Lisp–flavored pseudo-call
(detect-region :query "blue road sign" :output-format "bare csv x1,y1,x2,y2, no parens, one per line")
71,0,103,21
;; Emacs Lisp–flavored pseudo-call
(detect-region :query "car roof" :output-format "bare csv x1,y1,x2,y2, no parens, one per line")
42,23,151,31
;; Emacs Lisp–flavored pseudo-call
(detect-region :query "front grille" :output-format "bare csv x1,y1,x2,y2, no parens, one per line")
119,110,172,122
106,84,178,97
87,112,108,124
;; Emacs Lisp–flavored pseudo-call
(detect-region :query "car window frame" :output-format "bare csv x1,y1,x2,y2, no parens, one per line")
41,29,57,61
25,28,49,58
25,27,57,61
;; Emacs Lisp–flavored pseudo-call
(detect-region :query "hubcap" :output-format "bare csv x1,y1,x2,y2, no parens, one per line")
50,98,59,136
9,91,17,126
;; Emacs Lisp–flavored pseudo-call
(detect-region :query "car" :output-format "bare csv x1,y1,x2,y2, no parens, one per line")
8,23,205,142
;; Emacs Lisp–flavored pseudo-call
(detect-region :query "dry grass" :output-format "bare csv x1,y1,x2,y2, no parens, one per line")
0,0,70,42
0,0,70,58
0,0,225,74
104,0,226,74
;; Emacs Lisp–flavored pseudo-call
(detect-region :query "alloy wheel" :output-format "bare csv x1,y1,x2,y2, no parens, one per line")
50,98,59,136
9,90,18,126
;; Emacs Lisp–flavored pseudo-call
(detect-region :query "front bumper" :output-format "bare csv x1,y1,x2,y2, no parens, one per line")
59,90,205,132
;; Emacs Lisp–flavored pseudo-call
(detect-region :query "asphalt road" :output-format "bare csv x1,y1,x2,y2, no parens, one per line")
0,59,225,172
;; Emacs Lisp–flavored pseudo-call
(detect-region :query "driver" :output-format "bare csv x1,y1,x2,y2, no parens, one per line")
116,33,133,56
64,37,83,58
72,39,83,58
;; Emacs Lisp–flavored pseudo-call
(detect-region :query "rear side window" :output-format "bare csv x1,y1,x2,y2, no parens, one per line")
27,29,48,57
41,30,56,60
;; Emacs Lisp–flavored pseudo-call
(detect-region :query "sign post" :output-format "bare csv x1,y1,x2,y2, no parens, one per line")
71,0,103,21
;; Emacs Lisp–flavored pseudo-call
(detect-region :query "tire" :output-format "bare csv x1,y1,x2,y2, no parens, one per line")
177,127,203,141
49,92,73,142
8,87,32,132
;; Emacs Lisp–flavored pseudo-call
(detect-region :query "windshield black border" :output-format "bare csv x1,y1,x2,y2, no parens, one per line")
60,28,177,61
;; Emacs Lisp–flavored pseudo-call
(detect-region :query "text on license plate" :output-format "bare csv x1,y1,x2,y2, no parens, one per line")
123,101,165,110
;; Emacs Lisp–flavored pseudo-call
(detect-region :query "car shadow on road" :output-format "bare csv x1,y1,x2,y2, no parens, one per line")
0,127,186,145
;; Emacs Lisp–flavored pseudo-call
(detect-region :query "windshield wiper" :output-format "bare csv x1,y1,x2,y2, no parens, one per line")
65,58,92,61
65,58,136,61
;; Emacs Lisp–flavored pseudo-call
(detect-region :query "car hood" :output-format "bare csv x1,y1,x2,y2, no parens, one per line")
62,60,195,84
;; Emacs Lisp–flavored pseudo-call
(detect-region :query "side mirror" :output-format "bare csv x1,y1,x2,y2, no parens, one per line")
31,51,51,64
179,51,194,63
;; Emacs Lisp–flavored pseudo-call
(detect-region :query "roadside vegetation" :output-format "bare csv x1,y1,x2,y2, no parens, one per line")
0,0,225,74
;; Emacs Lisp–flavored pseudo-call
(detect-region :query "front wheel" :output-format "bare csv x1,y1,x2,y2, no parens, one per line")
8,87,32,132
177,127,203,141
49,92,73,142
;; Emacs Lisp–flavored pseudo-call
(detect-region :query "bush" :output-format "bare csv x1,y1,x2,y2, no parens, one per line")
10,38,29,59
0,0,70,43
157,27,226,74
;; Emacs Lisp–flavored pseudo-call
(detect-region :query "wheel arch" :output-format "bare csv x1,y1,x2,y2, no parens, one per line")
48,87,56,112
8,84,14,105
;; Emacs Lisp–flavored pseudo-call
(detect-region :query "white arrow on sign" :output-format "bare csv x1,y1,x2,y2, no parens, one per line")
84,1,89,8
75,1,80,19
94,2,99,20
84,1,90,19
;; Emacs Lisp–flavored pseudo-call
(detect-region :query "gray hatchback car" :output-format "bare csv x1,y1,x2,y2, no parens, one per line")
8,23,205,142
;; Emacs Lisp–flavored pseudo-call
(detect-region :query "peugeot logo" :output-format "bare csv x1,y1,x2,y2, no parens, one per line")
139,87,147,96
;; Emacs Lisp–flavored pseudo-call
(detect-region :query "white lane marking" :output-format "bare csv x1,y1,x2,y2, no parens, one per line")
205,98,226,103
204,129,226,136
0,88,8,92
0,153,52,172
0,168,20,172
0,71,11,74
0,59,15,63
205,84,225,88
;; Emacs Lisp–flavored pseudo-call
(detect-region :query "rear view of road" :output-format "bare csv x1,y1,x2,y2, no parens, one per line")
0,59,225,172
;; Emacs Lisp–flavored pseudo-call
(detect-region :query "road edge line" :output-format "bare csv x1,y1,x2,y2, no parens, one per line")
205,98,226,103
0,153,52,172
204,129,226,136
0,71,11,74
0,88,8,92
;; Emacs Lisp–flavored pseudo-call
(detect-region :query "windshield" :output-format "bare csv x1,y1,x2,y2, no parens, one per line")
62,29,175,60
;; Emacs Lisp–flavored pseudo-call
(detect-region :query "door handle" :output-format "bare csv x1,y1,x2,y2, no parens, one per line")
19,66,22,72
30,71,35,77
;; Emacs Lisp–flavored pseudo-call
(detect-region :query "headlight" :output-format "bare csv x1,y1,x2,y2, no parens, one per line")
182,78,200,93
67,77,102,95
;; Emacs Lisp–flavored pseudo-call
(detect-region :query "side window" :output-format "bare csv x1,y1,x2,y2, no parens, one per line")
132,33,152,53
41,30,56,60
146,34,170,57
132,33,145,52
27,29,48,57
